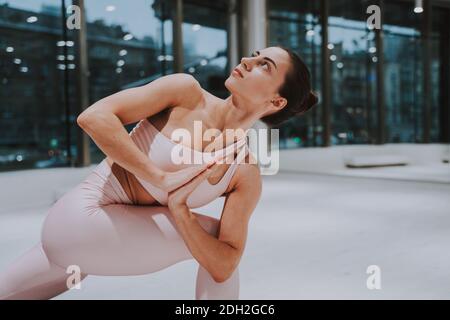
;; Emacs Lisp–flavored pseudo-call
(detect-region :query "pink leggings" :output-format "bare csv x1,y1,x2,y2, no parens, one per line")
0,159,239,300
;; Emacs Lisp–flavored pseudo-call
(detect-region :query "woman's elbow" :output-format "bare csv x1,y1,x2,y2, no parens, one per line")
77,107,110,130
77,100,110,127
77,110,96,128
77,116,88,129
213,259,239,283
213,271,232,284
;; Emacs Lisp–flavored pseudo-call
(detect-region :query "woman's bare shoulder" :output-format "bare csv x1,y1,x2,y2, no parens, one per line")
224,152,262,195
169,73,204,110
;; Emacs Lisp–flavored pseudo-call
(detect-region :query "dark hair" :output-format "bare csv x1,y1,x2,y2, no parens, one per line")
260,46,319,127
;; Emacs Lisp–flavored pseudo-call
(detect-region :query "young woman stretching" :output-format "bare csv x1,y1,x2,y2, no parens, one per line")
0,46,317,300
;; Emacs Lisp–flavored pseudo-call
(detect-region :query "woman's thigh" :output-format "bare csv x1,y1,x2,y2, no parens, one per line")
41,184,219,276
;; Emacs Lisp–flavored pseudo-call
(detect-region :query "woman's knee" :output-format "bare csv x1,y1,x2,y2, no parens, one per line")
195,264,240,300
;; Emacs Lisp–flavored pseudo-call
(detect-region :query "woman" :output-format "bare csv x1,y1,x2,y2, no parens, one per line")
0,46,318,300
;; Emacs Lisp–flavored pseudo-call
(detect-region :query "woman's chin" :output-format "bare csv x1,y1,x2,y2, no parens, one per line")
224,77,240,93
224,77,234,91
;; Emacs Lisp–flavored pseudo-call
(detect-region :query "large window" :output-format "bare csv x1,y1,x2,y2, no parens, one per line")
328,0,377,145
268,0,449,147
431,6,449,143
0,0,232,171
84,0,172,162
182,0,229,98
1,0,449,173
0,0,69,172
384,0,423,143
268,0,321,149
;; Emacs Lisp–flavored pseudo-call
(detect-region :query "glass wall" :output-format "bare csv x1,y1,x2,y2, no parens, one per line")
268,0,449,148
384,0,423,143
1,0,449,172
431,6,449,143
84,0,172,162
182,1,229,98
0,0,70,171
0,0,232,171
430,7,441,143
328,0,377,145
268,0,322,149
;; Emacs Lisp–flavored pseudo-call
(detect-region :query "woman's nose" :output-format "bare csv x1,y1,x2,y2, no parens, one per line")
240,57,251,71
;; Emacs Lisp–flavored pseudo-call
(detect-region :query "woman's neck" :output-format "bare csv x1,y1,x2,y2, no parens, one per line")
215,94,261,133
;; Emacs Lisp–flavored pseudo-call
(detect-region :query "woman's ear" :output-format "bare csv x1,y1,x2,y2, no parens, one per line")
270,96,287,111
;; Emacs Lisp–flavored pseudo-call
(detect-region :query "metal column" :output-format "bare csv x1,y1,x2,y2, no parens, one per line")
240,0,267,58
61,0,72,166
375,0,385,144
227,0,240,74
172,0,184,73
320,0,331,147
73,0,90,167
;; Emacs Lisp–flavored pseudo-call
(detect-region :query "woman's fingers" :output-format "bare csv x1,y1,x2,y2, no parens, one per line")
164,159,215,192
186,164,216,187
172,163,217,194
181,161,214,181
167,163,217,206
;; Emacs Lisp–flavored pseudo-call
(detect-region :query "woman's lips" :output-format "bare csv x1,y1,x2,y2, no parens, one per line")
233,68,244,78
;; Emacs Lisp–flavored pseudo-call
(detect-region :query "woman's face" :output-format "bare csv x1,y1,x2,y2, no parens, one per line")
225,46,291,112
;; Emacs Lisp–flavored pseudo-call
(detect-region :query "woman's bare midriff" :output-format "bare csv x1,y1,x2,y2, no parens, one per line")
106,156,162,205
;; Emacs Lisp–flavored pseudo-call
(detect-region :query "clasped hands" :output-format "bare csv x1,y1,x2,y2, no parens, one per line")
149,139,245,211
160,153,227,211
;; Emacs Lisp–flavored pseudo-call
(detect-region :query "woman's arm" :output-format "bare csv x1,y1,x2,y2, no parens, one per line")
168,162,262,283
76,73,204,190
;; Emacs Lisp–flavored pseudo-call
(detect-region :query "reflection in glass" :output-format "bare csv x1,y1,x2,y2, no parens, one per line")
0,0,69,171
430,7,447,143
1,0,449,173
182,1,228,98
84,0,172,162
328,0,376,145
383,0,423,143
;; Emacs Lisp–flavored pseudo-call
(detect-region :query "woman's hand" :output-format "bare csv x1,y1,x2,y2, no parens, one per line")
167,161,219,211
163,142,244,198
152,150,229,193
155,161,215,193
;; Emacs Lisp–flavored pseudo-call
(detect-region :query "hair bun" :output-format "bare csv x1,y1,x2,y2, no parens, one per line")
296,90,318,115
307,91,319,108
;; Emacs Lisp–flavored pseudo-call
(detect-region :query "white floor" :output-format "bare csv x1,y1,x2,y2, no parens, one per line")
327,163,450,184
1,171,450,299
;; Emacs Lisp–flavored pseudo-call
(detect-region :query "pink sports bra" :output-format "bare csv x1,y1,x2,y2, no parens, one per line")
129,118,249,209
